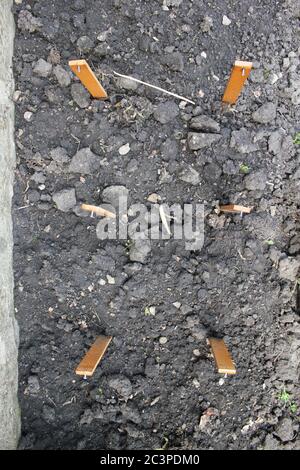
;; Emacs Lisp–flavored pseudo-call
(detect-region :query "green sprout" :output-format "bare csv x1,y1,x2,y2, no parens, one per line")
290,402,297,414
265,239,274,246
278,390,291,404
240,163,250,174
293,132,300,145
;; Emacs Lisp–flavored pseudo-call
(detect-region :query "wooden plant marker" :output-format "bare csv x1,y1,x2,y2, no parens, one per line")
81,203,116,219
219,204,252,214
222,60,252,105
76,335,112,377
209,338,236,375
69,59,108,98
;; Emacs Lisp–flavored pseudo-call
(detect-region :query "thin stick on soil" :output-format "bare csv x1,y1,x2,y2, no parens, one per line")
113,71,196,105
81,203,116,219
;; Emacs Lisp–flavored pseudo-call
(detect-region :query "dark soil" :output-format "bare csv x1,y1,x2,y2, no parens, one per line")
13,0,300,450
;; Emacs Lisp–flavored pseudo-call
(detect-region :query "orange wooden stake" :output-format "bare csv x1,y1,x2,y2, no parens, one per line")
222,60,252,104
209,338,236,375
76,336,112,377
219,204,252,214
69,59,108,98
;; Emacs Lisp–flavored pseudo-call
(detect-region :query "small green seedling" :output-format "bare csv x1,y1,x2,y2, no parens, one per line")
293,132,300,145
278,390,291,404
240,163,250,174
265,239,274,246
290,402,297,414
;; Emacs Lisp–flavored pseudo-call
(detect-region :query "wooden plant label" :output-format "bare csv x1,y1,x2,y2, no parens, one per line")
76,336,112,377
209,338,236,375
222,60,252,104
69,59,108,98
219,204,252,214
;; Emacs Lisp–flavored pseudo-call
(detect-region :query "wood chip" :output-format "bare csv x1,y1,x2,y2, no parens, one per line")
75,336,112,377
219,204,252,214
209,338,236,375
81,203,116,219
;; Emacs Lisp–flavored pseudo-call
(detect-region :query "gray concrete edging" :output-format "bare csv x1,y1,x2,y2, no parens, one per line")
0,0,20,450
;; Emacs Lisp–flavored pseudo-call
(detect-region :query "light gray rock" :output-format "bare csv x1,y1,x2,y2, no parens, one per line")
94,43,110,57
230,128,259,153
252,102,277,124
17,9,42,33
102,185,129,207
53,65,71,87
179,165,200,185
76,35,94,53
68,148,100,175
188,132,221,150
244,170,267,191
33,58,52,78
116,76,139,91
71,83,90,108
161,52,184,72
154,101,179,124
129,238,151,263
108,376,133,400
278,256,300,281
190,115,220,133
275,418,295,442
268,130,284,154
53,188,76,212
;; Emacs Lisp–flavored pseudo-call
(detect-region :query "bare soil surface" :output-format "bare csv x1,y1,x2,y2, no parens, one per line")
13,0,300,450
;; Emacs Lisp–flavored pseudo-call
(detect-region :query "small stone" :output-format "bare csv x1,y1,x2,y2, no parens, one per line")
33,59,52,78
161,52,184,72
230,128,259,153
275,417,295,442
188,132,221,150
27,375,40,395
71,83,90,108
102,185,129,206
116,77,138,91
244,170,267,191
153,101,179,124
106,275,115,285
222,15,231,25
159,336,168,345
18,10,42,33
118,143,130,155
94,43,110,57
53,188,76,212
129,238,151,264
53,65,71,87
108,376,132,400
68,148,100,175
173,302,181,309
179,165,200,185
77,35,94,53
278,257,300,281
268,130,284,154
252,102,277,124
48,48,61,65
201,15,213,33
24,111,33,122
190,115,220,133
